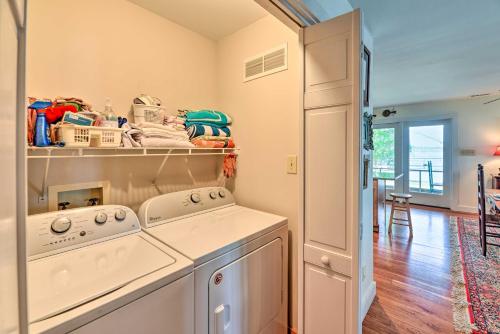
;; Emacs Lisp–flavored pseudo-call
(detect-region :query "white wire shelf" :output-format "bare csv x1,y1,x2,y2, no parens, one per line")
28,146,239,201
27,146,239,159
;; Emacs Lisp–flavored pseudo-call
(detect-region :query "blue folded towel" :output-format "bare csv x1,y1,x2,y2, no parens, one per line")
187,124,231,139
185,110,232,127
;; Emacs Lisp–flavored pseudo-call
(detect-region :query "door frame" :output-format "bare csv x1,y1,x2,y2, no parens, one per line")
374,113,458,211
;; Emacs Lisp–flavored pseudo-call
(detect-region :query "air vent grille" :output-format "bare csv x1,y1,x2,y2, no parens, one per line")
244,44,288,82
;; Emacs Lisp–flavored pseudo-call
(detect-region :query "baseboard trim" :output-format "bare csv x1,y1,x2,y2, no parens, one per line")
361,280,376,321
453,205,476,214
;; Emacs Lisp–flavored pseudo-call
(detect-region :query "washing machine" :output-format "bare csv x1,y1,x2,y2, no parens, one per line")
138,187,288,334
27,205,194,334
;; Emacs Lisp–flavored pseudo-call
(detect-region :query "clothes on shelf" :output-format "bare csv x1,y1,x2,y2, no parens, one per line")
122,122,194,148
185,110,232,127
190,136,235,148
27,96,237,150
27,97,95,146
187,124,231,139
54,96,93,112
163,115,187,130
184,109,234,148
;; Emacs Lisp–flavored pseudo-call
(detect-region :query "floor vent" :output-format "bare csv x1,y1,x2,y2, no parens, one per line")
244,44,288,82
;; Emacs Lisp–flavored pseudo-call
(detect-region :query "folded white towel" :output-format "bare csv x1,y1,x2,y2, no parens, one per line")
140,137,194,148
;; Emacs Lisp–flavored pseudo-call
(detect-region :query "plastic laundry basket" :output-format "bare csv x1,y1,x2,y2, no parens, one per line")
56,125,122,148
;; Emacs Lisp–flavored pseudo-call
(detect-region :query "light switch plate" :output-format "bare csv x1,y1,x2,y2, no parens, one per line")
287,155,298,174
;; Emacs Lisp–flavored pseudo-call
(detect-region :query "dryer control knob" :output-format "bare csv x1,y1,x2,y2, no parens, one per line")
95,212,108,225
190,193,201,203
115,209,127,221
209,192,217,199
218,190,226,198
51,217,72,234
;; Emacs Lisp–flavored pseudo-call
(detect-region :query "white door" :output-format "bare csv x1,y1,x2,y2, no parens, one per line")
303,10,362,334
403,119,452,208
0,0,27,333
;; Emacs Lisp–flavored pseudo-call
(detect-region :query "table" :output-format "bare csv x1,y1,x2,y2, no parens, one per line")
373,172,404,233
485,189,500,212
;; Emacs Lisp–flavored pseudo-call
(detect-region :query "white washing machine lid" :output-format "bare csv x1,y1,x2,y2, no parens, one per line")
28,233,175,323
144,205,287,266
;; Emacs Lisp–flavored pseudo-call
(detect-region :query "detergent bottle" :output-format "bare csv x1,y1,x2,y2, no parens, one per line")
34,111,51,147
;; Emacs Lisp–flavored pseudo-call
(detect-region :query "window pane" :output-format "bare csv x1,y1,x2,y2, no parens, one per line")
408,125,444,194
373,128,395,189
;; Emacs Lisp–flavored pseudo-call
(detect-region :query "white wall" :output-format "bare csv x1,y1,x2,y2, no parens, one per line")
374,96,500,212
360,24,375,321
27,0,223,214
216,16,301,330
27,0,218,116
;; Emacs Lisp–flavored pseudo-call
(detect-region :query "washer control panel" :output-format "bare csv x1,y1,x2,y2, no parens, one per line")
138,187,235,228
27,205,139,259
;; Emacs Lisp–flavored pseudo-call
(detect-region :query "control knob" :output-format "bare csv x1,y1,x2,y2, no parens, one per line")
209,192,217,200
190,193,201,203
218,190,226,198
51,217,71,234
115,209,127,221
95,212,108,225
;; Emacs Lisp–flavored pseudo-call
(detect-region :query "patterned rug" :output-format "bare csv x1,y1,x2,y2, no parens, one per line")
450,216,499,334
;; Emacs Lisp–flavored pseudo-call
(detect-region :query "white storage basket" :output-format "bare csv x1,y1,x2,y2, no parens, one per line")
133,104,165,124
56,125,123,148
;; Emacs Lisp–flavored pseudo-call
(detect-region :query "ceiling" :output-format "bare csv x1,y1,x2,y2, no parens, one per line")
127,0,267,40
349,0,500,107
128,0,500,107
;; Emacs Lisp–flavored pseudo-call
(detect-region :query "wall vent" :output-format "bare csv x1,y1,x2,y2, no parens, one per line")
244,44,288,82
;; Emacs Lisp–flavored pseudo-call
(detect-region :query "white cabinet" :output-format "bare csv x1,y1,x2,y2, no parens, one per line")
304,264,352,334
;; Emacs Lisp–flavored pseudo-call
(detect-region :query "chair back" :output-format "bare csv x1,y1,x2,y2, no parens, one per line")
478,164,487,227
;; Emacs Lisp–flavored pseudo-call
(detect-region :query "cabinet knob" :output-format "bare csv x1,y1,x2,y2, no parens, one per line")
320,255,330,266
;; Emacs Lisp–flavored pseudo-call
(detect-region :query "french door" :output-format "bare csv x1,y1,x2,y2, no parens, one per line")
374,119,452,208
403,120,451,208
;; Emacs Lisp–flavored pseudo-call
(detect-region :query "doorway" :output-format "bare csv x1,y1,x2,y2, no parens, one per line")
373,119,452,208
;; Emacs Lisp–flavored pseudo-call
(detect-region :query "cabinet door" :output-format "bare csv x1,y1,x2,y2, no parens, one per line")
304,264,351,334
303,9,362,334
303,10,360,273
0,1,21,333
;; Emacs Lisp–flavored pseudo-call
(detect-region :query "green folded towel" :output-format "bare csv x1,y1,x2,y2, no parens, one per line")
186,110,232,127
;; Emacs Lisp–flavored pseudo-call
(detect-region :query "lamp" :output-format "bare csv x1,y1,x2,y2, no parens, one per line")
494,146,500,156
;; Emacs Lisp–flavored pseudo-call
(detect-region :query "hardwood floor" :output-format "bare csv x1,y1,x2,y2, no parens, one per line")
362,204,476,334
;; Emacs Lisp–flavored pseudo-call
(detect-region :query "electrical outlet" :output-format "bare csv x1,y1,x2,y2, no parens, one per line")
287,155,297,174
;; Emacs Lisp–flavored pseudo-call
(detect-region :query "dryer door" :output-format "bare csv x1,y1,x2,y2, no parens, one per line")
209,238,284,334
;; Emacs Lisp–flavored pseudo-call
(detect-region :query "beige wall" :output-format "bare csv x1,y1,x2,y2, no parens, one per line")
216,16,300,330
374,96,500,212
27,0,218,116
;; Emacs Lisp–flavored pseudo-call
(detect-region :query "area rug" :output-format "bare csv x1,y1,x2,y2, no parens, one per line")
450,216,499,334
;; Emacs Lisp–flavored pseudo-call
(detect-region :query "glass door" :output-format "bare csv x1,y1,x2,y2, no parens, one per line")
403,120,451,208
373,123,403,193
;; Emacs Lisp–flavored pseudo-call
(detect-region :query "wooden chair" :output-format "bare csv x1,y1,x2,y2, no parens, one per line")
477,164,500,256
388,193,413,237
